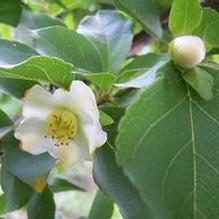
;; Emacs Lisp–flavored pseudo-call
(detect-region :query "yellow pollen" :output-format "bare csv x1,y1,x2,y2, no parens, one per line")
45,108,78,146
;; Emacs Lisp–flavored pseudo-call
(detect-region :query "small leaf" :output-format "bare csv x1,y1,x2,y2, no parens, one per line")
0,110,12,128
101,106,125,146
88,190,114,219
49,177,85,193
113,0,162,37
0,0,22,26
27,187,55,219
1,162,34,211
100,111,114,126
78,10,133,73
169,0,202,36
82,72,116,91
193,8,219,47
0,110,13,139
115,53,169,88
0,56,74,89
182,67,214,101
2,133,56,193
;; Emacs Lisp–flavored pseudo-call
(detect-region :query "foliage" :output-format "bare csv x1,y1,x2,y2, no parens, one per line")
1,0,219,218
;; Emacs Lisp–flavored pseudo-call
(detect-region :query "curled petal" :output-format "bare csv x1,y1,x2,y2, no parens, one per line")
81,121,107,155
15,118,53,155
23,85,55,119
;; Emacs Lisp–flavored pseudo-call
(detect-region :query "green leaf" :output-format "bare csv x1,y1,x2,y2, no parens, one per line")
93,144,152,218
0,78,36,99
49,177,85,193
113,0,162,37
2,134,56,193
115,53,169,88
0,110,12,128
82,72,116,91
182,67,214,101
78,10,133,73
169,0,202,36
155,0,173,12
15,8,64,45
29,26,104,72
1,162,34,211
193,8,219,47
0,39,38,66
0,39,38,98
0,0,22,26
0,56,74,89
0,195,6,215
100,111,114,126
88,190,114,219
116,62,219,218
100,107,125,146
27,187,55,219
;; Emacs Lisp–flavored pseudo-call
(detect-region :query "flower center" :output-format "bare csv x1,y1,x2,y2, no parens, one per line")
45,108,78,146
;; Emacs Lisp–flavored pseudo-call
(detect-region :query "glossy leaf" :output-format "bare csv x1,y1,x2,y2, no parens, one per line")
113,0,162,37
27,187,55,219
0,110,12,128
15,8,64,45
100,111,114,126
169,0,202,36
0,78,36,99
82,72,116,91
193,8,219,47
30,26,104,72
2,134,56,192
0,56,74,89
182,67,214,101
0,110,13,139
93,144,151,218
49,177,85,193
116,62,219,218
78,10,133,73
0,0,22,26
0,39,38,66
100,107,125,146
88,190,114,219
115,53,169,88
1,162,34,211
0,39,38,98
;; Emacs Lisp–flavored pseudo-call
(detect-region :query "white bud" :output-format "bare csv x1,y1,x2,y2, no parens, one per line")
169,35,206,69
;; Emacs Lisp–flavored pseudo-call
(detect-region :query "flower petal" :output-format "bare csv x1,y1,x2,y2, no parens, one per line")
23,85,55,119
48,143,82,168
70,80,99,117
80,121,107,155
14,118,53,155
53,81,99,122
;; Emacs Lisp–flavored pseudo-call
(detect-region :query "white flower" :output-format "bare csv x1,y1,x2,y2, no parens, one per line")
169,35,206,69
15,81,107,168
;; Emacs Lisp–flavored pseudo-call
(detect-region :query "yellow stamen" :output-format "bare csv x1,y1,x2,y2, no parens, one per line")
46,108,78,146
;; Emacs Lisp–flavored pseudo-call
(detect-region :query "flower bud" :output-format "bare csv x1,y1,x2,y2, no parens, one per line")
169,35,206,69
